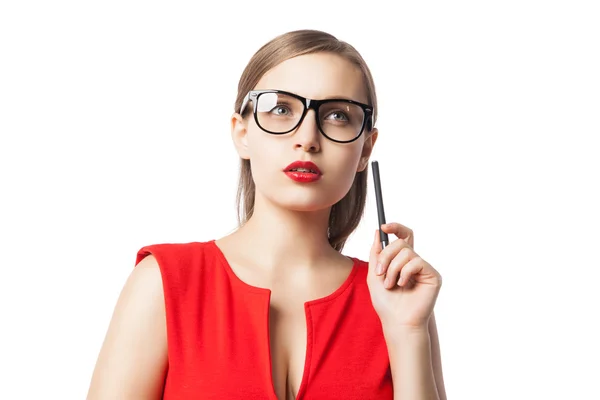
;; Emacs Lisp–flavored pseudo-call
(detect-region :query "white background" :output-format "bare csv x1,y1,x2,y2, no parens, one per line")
1,1,598,398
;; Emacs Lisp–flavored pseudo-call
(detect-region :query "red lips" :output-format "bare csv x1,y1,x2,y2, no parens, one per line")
283,161,322,175
283,160,322,183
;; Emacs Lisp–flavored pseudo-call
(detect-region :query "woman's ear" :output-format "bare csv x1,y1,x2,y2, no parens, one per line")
231,113,250,160
357,128,378,172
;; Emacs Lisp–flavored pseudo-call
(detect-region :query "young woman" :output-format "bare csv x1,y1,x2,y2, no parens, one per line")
87,29,446,400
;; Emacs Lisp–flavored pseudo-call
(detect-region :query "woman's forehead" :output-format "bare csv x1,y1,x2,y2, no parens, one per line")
254,53,368,103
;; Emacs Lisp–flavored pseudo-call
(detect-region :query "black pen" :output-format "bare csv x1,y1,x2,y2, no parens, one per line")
371,160,389,249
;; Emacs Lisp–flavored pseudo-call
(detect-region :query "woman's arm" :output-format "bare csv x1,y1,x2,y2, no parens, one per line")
383,311,446,400
384,326,438,400
428,311,447,400
87,255,168,399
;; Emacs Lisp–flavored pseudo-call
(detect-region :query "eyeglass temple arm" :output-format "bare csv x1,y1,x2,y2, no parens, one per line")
239,92,251,114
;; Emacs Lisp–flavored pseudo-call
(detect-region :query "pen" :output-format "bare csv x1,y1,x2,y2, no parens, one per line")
371,160,389,249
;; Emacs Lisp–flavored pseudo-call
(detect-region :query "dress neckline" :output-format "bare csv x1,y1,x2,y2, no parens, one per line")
208,239,360,305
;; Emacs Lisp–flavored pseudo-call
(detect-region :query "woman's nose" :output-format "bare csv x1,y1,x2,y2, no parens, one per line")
293,109,321,152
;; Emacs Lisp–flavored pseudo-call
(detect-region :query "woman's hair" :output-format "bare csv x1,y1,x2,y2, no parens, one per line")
233,29,378,252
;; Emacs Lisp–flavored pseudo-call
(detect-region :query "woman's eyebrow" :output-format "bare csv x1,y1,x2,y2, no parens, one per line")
318,94,364,102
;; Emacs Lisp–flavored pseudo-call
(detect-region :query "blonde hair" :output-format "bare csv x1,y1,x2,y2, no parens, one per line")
233,29,378,252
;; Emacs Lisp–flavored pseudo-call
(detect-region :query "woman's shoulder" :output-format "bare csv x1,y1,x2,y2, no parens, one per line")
132,240,225,300
135,239,216,263
133,239,222,280
345,253,369,270
343,255,371,288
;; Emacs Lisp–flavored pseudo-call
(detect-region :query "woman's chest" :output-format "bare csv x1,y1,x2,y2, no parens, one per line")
268,295,312,400
163,281,393,399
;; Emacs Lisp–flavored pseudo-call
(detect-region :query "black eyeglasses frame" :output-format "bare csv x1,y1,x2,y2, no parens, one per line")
239,89,374,144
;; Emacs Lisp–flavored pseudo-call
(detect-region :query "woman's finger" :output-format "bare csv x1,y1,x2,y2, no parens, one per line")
383,247,418,289
397,257,426,287
375,237,413,277
369,229,385,282
381,222,414,248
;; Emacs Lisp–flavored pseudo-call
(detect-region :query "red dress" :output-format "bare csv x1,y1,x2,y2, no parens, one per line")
135,240,393,399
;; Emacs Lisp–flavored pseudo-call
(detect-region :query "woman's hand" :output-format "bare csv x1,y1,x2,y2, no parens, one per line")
367,222,442,330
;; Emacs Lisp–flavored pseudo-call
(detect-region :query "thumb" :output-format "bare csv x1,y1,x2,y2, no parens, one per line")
369,229,383,277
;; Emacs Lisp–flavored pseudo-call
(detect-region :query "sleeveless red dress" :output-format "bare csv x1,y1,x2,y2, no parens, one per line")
135,240,393,399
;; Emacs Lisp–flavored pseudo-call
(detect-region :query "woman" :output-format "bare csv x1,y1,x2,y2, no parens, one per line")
87,29,446,400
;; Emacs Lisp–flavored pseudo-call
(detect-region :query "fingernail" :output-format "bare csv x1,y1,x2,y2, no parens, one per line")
376,262,383,275
383,277,390,288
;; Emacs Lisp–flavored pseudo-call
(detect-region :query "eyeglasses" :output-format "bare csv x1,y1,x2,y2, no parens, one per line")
239,89,373,143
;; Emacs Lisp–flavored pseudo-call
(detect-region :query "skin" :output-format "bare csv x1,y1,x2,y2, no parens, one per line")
221,52,380,399
86,52,446,400
371,223,447,399
87,255,167,399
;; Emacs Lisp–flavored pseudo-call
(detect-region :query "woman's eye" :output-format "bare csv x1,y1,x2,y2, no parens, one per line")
326,111,349,121
271,106,291,115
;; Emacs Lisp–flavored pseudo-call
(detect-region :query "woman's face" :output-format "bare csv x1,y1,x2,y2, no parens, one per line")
231,52,378,212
